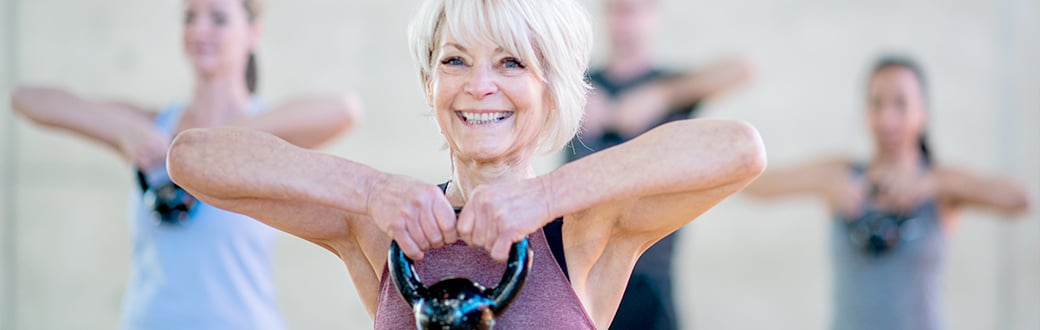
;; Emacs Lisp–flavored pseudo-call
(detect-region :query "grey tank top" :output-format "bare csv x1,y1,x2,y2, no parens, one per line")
374,227,595,329
831,164,945,330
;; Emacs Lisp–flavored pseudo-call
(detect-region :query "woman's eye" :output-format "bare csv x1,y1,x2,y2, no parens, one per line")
502,57,525,69
441,57,465,66
212,12,227,26
184,11,196,25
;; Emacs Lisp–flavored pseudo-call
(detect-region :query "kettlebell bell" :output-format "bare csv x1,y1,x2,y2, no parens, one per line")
388,235,533,330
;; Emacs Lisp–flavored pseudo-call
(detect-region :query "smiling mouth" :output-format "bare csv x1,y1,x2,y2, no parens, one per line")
456,111,513,125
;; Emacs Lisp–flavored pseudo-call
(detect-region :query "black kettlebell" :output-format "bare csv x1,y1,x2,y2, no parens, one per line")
388,234,533,330
137,169,197,226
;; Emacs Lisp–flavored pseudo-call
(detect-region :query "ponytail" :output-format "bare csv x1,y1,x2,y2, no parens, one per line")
243,0,261,94
918,133,932,167
246,52,258,94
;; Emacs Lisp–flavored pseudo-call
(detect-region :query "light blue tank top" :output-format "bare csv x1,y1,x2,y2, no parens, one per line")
121,101,285,330
831,164,945,330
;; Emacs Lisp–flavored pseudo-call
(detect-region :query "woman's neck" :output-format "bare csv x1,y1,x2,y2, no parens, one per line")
447,153,537,207
871,145,924,173
184,74,252,126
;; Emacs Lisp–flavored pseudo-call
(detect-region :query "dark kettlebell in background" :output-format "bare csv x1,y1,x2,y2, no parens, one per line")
137,169,197,226
388,236,533,330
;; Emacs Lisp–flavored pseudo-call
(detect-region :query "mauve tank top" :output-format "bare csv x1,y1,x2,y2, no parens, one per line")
373,221,595,329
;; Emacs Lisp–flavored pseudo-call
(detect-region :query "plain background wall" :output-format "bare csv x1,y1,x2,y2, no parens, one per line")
1,0,1037,329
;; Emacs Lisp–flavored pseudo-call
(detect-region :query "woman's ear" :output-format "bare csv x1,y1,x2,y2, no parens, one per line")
425,79,435,106
247,23,262,54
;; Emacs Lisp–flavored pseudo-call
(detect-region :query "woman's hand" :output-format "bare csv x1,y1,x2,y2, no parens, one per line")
457,177,554,262
869,170,938,214
829,174,870,220
367,174,457,260
118,125,170,170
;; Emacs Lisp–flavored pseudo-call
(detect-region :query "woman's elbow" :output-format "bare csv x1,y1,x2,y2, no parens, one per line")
167,128,210,186
10,86,40,119
1006,187,1033,216
730,56,759,85
333,92,364,133
730,121,767,182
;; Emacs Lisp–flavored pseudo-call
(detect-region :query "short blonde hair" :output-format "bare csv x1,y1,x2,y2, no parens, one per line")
409,0,593,153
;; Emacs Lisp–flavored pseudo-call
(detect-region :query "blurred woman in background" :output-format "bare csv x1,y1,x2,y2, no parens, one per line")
570,0,755,328
9,0,360,328
744,56,1031,330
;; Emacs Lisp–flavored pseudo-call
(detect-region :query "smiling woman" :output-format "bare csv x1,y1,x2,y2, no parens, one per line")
166,0,765,328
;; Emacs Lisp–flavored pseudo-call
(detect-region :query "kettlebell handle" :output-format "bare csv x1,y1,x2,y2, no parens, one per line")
388,212,533,316
136,169,151,192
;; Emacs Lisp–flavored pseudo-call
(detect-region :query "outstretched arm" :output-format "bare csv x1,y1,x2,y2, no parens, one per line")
555,119,765,241
10,86,167,169
743,157,849,198
167,127,456,258
663,55,758,107
936,166,1032,217
743,157,865,217
236,93,363,149
610,56,757,137
458,119,767,260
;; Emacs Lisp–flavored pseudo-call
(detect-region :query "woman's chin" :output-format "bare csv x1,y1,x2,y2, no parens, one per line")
188,58,221,76
453,141,517,163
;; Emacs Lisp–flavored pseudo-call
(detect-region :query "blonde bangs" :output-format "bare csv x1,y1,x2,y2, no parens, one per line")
440,1,546,81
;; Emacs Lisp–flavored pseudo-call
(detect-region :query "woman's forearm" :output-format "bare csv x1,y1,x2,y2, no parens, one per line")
937,167,1032,216
543,119,766,218
167,127,383,215
664,56,756,107
11,86,151,152
236,93,363,149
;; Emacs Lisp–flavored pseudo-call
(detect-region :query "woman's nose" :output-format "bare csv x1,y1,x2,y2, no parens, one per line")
185,18,212,38
464,65,498,98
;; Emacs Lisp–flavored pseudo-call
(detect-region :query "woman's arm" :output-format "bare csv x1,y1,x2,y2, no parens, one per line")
167,127,455,258
554,119,765,240
662,55,758,107
743,157,850,198
611,56,757,137
457,119,766,260
744,157,866,217
10,86,168,169
935,166,1032,216
234,93,363,149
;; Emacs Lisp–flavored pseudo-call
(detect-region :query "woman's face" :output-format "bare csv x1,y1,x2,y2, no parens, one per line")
866,66,928,154
182,0,256,79
605,0,659,54
429,36,550,163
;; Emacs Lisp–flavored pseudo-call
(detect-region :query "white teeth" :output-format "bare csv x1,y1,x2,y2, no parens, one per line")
459,112,511,125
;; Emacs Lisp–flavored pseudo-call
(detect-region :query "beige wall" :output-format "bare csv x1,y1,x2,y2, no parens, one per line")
2,0,1037,329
